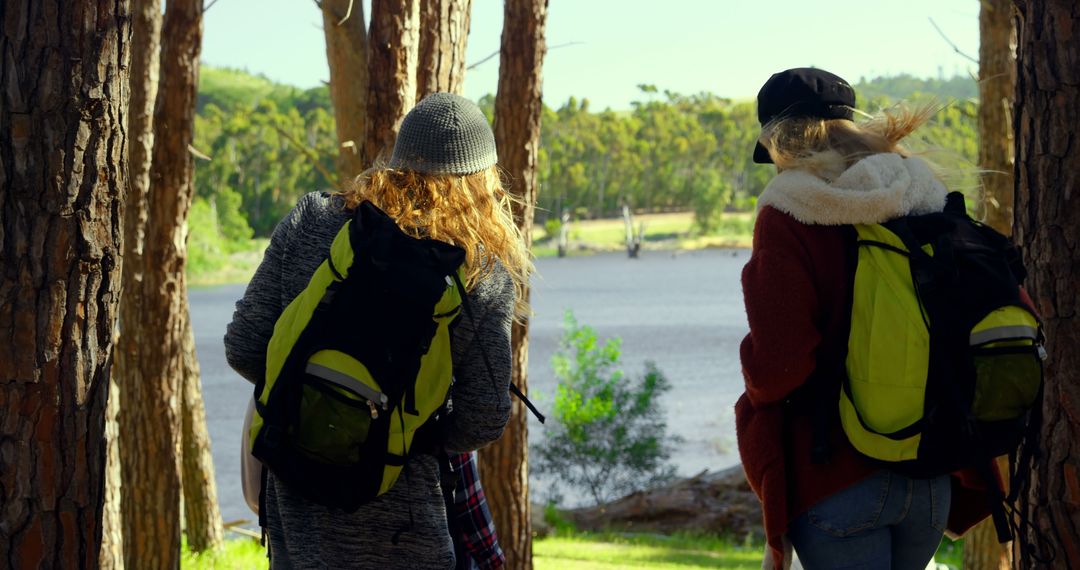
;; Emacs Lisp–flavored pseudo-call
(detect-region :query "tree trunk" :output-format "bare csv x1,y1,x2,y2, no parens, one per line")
365,0,421,165
1012,1,1080,567
965,3,1018,567
416,0,472,99
179,313,224,552
322,0,369,182
979,0,1018,236
479,1,548,568
119,0,203,566
104,1,163,567
0,1,130,567
100,377,125,570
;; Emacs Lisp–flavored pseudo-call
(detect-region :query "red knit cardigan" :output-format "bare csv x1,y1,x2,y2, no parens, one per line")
737,205,999,568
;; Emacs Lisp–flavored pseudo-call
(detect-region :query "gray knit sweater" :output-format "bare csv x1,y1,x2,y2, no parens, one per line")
224,192,514,569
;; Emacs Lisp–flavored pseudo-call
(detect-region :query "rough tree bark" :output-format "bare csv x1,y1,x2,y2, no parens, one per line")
416,0,472,99
322,0,369,182
118,0,203,566
1012,1,1080,568
365,0,421,165
478,1,548,568
965,2,1018,568
179,314,224,552
102,0,163,567
0,1,130,568
979,0,1018,237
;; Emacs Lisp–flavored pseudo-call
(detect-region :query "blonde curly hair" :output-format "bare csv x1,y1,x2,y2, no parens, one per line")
338,164,532,320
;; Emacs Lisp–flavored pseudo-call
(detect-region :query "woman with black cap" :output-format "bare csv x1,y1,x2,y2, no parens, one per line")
225,92,530,568
735,68,1001,569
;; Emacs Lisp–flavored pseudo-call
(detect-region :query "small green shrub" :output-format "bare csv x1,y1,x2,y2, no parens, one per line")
535,311,679,506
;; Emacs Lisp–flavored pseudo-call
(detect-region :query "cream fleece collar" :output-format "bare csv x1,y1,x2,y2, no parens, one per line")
756,153,948,226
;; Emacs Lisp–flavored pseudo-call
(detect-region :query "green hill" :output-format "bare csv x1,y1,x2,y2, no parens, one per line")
198,65,329,113
856,73,978,103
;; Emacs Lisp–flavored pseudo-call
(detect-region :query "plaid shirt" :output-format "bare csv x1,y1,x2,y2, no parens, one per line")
448,452,505,570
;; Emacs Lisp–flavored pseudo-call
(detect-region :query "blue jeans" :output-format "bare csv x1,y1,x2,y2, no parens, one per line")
788,470,951,570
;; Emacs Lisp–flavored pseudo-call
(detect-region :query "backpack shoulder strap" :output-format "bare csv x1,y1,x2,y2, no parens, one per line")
450,273,545,424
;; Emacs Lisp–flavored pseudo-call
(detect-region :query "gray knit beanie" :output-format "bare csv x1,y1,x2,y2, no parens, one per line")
388,93,498,175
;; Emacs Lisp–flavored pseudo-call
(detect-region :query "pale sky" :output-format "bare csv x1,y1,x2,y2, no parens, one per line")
201,0,980,110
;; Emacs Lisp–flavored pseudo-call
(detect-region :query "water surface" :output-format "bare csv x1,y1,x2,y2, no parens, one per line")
190,248,750,524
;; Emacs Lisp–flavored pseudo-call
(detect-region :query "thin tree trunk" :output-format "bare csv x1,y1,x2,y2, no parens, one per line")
322,0,369,182
966,3,1018,565
0,1,130,567
119,0,203,566
100,376,125,570
180,313,224,552
1012,1,1080,567
416,0,472,99
479,1,548,567
105,1,163,567
979,0,1017,236
365,0,421,165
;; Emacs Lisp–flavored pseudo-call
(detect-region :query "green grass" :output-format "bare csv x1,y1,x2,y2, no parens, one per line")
534,211,755,258
181,531,962,569
535,532,763,570
182,537,266,569
187,238,269,287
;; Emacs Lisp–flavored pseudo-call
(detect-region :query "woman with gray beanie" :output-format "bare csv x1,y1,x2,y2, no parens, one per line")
224,92,531,568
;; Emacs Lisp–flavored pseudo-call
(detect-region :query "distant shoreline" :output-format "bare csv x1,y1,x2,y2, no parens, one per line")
188,211,755,286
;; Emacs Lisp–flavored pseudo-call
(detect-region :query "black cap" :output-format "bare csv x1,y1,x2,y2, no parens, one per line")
753,68,856,164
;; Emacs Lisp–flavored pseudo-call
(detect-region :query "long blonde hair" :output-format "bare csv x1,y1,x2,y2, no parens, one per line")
338,165,532,320
759,103,941,180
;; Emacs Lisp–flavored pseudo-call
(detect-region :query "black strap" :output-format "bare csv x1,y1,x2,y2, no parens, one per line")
436,451,472,570
451,272,545,424
858,239,911,257
258,463,268,539
392,413,415,545
326,255,345,281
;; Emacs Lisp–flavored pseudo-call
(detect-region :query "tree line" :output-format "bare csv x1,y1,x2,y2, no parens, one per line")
189,67,981,256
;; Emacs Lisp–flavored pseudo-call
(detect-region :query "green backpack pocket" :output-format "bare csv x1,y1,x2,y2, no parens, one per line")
970,307,1043,423
293,350,387,465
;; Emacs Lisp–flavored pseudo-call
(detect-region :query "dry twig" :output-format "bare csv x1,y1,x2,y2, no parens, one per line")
929,17,979,64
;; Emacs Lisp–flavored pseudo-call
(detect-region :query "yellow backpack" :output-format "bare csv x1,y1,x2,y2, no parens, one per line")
837,193,1045,541
249,201,466,512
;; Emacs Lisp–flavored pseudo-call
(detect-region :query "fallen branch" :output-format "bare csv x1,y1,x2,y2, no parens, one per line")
222,519,261,540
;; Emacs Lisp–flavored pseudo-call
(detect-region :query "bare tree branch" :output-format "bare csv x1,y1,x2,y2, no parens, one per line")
466,49,499,71
929,17,979,64
467,41,583,70
203,0,221,13
336,0,355,26
270,124,340,189
188,144,212,161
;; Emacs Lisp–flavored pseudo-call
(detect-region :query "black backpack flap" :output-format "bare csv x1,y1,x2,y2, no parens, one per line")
316,201,465,400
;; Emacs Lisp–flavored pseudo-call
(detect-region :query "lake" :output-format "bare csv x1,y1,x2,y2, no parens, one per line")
190,248,751,526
